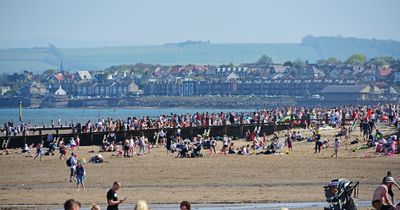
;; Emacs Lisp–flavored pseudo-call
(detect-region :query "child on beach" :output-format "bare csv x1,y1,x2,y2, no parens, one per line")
129,136,135,156
331,138,340,159
123,138,130,157
33,141,43,161
147,142,153,153
75,136,80,149
69,137,77,150
285,135,293,152
59,142,67,160
139,133,146,155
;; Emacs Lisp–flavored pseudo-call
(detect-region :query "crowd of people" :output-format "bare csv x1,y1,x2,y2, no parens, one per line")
4,104,400,210
101,133,152,157
15,103,400,162
3,104,400,137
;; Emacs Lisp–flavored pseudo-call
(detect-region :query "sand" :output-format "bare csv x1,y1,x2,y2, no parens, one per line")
0,123,399,209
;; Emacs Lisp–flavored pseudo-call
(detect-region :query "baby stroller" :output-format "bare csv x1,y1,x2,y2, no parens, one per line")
324,178,359,210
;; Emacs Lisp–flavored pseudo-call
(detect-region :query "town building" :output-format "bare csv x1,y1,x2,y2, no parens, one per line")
320,85,383,101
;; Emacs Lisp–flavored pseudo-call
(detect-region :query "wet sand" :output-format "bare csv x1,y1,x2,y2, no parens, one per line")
0,201,374,210
0,124,398,209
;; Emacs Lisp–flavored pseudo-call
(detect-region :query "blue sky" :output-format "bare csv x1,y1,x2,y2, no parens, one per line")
0,0,399,47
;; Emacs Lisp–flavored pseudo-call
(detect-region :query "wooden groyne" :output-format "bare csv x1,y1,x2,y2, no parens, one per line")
1,113,356,149
0,122,298,149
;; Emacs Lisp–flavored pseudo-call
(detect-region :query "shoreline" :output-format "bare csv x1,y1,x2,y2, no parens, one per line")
0,106,254,110
0,200,373,210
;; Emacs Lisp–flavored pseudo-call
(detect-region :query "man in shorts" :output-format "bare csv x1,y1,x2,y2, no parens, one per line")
383,171,400,206
372,176,398,209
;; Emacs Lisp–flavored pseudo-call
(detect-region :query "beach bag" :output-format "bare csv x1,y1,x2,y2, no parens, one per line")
66,157,72,167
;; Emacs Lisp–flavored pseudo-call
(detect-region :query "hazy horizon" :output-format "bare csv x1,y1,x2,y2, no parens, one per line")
1,35,400,49
0,0,399,48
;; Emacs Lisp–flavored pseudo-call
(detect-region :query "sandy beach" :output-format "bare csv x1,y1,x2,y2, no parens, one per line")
0,124,398,209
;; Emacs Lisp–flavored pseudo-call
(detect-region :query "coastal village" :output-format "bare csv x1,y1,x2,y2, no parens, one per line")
2,1,400,209
0,55,399,108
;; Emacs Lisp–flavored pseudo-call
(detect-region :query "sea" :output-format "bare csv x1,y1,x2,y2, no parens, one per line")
3,201,372,210
0,108,251,125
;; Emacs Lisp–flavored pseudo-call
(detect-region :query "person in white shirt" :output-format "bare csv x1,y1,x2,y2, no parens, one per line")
221,136,229,154
129,136,135,156
176,126,182,142
159,129,166,145
139,134,146,155
69,137,77,150
331,138,340,159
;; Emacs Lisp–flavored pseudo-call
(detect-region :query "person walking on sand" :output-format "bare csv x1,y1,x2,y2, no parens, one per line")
331,138,340,159
70,137,77,150
59,142,67,160
106,181,126,210
372,176,398,210
285,135,293,152
33,141,44,161
68,153,77,182
123,138,129,158
75,136,80,149
139,133,146,155
159,128,166,146
76,161,85,191
166,136,172,155
220,135,229,154
314,133,322,153
343,126,349,150
128,136,135,157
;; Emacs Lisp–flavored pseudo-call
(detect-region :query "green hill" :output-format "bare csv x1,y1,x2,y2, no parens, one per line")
0,36,399,73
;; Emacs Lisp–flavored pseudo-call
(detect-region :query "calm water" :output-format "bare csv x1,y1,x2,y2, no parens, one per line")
0,108,251,125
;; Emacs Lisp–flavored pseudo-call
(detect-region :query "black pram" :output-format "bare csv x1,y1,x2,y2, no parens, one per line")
324,178,359,210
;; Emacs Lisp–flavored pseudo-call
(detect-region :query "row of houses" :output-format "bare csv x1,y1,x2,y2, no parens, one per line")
22,80,142,98
144,78,358,96
145,80,398,103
